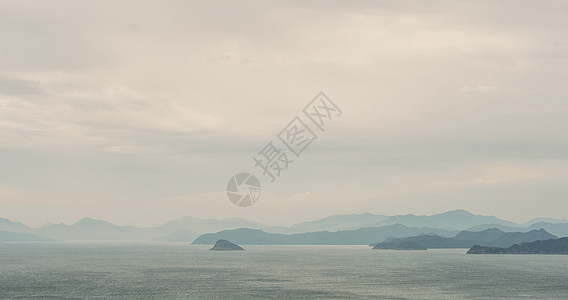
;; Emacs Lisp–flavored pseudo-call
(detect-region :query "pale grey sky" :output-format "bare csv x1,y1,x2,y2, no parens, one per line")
1,0,567,227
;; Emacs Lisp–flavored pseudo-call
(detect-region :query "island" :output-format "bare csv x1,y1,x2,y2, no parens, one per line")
210,239,245,251
467,237,568,254
373,240,427,250
369,228,557,250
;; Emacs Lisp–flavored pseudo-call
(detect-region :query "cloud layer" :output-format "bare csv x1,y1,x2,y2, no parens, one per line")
1,0,567,226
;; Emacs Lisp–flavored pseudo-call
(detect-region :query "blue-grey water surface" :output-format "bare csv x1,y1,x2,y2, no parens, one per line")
1,242,567,299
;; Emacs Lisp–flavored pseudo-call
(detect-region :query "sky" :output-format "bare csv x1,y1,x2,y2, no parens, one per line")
1,0,567,227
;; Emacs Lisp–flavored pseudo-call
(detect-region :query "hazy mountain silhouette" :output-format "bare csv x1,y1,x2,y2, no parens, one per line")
526,222,568,238
489,229,559,247
367,210,518,230
454,228,507,242
374,234,470,249
156,216,266,235
467,223,524,232
264,210,516,233
521,217,568,227
265,213,389,234
192,224,459,245
30,216,266,241
373,228,557,250
0,217,31,233
35,217,151,240
467,222,568,238
1,210,566,242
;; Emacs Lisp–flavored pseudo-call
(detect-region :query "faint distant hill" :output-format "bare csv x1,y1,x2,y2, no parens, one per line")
0,215,268,242
265,210,517,234
468,222,568,238
34,218,152,240
372,228,557,250
521,217,568,227
454,228,506,242
1,210,566,242
366,210,518,231
0,217,31,233
192,224,459,245
156,216,266,235
467,237,568,254
526,222,568,238
32,216,267,241
488,229,558,247
265,213,389,234
466,224,524,232
374,234,470,249
0,230,49,242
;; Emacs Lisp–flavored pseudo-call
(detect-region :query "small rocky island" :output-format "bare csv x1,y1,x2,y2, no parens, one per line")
210,239,245,251
467,237,568,254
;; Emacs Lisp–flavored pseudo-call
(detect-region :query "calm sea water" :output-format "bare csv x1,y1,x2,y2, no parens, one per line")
0,242,567,299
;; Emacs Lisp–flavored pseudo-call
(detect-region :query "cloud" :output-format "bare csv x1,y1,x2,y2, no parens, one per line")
0,0,567,226
0,77,42,96
461,85,496,93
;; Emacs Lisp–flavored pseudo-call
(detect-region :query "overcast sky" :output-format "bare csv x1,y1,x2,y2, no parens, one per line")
1,0,567,227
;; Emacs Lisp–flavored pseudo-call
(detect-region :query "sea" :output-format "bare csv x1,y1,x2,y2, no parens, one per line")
0,242,567,299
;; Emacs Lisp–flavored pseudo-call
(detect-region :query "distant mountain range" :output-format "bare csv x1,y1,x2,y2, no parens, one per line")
192,225,459,245
373,228,557,250
264,213,389,234
1,210,567,243
0,216,265,241
366,210,519,230
521,217,568,227
264,210,519,234
0,217,30,233
466,222,568,238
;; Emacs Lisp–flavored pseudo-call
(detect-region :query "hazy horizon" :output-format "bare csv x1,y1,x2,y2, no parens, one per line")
1,1,568,228
2,208,565,230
